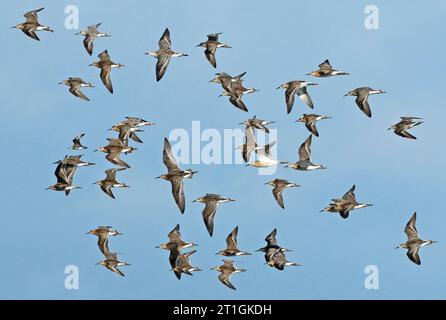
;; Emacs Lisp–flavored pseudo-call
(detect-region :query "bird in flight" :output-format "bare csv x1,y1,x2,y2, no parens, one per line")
145,28,188,81
196,32,231,68
12,8,54,41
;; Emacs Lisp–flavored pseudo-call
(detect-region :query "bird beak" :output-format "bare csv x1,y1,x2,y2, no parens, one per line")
308,83,318,86
192,200,197,203
394,246,400,249
11,26,17,29
275,86,281,89
343,93,349,97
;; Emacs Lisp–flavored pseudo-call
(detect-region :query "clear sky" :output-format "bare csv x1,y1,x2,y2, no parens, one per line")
1,0,445,299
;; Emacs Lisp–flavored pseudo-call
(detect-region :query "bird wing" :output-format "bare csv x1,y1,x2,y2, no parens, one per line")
69,84,89,101
207,33,221,41
229,95,248,112
106,138,124,147
404,212,419,241
105,168,125,182
167,224,181,241
104,251,118,261
163,138,180,172
54,159,70,184
87,23,101,30
297,87,314,109
156,54,171,81
24,8,43,23
63,162,78,185
305,119,319,137
298,135,312,161
226,226,239,250
242,126,256,162
83,34,95,55
270,249,288,270
339,208,350,219
318,59,332,70
97,234,110,256
400,116,423,121
171,177,185,214
117,125,132,141
272,186,285,209
342,185,356,202
23,29,40,41
100,66,113,93
285,86,297,114
205,45,218,68
106,152,130,168
107,265,125,276
406,247,421,265
255,141,276,161
130,132,143,143
218,272,236,290
100,185,115,199
98,50,111,62
203,201,219,237
72,134,84,146
168,247,180,270
158,28,171,50
355,93,371,117
265,228,277,246
395,129,417,140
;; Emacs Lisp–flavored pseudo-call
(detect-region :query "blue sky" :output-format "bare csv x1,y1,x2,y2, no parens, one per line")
1,0,445,299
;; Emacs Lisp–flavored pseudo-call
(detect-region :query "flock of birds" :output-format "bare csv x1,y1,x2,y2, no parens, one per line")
14,7,434,290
